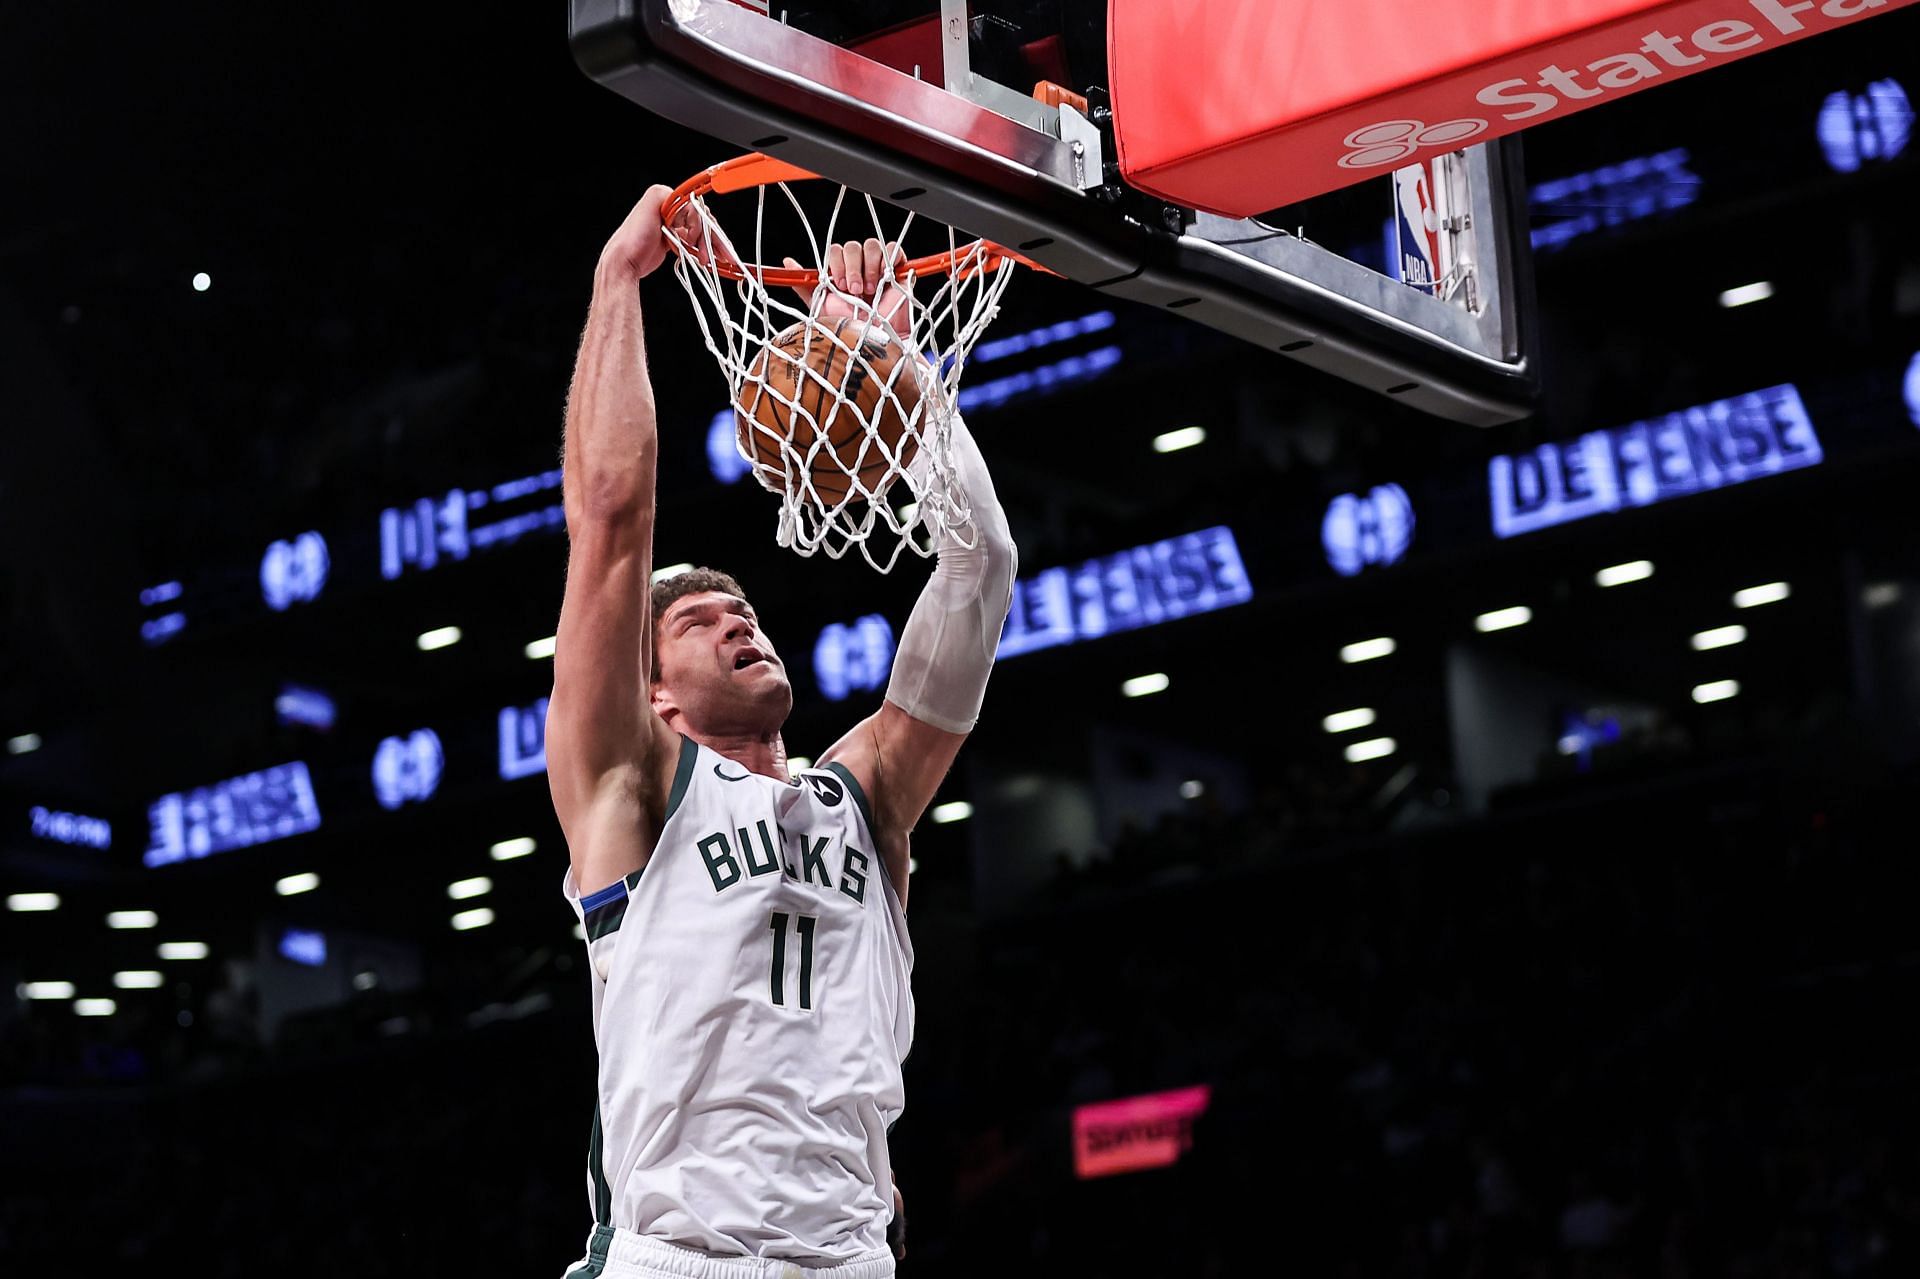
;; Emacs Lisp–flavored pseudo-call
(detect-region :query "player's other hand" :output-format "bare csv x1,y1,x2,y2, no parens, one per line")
599,184,679,282
785,238,914,338
887,1183,907,1261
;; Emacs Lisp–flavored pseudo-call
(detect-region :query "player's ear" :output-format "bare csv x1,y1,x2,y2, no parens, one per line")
649,679,677,719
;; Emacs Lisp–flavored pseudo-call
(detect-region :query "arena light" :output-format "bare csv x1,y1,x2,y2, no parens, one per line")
416,626,462,652
452,907,495,931
448,876,493,900
74,999,117,1017
7,892,59,912
113,971,165,989
1718,281,1774,308
7,732,41,755
1690,625,1748,651
930,801,973,824
787,757,812,773
1152,426,1206,453
1340,637,1396,664
572,921,586,941
1321,708,1377,734
275,872,321,897
1474,606,1532,633
524,635,557,660
489,837,537,861
1179,779,1205,799
157,942,209,961
1692,679,1741,704
1122,673,1171,698
651,562,694,584
1595,560,1655,587
192,272,211,292
1733,582,1791,608
107,910,158,930
19,982,75,1000
1344,737,1398,763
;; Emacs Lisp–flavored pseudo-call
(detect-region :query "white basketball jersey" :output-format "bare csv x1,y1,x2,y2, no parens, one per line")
560,735,914,1262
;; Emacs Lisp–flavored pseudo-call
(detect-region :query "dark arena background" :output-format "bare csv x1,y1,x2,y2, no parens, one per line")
7,5,1920,1276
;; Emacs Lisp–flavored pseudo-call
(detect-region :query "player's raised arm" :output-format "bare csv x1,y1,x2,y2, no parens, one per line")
822,408,1015,898
547,186,683,895
817,241,1017,900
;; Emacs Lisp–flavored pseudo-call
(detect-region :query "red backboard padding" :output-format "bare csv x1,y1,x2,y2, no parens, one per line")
1110,0,1917,217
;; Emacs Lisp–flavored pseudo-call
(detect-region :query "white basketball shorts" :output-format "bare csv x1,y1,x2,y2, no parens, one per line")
562,1225,896,1279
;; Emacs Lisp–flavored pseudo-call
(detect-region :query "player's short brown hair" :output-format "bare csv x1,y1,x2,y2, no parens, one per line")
650,567,750,681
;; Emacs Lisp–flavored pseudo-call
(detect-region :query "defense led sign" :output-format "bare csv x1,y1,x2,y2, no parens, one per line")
144,762,323,868
999,527,1253,659
499,697,550,781
1490,383,1822,539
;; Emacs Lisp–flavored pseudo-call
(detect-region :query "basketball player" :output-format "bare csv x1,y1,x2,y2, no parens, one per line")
550,185,1016,1278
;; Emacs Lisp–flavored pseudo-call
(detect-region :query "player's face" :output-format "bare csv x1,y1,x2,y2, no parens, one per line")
652,591,793,733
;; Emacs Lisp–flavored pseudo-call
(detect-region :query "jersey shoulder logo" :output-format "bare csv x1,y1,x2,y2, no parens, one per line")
801,771,844,807
713,762,752,782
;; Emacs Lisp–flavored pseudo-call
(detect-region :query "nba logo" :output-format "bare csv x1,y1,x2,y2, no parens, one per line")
1393,162,1445,296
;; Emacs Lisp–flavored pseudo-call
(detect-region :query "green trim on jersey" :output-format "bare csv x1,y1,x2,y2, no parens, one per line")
589,1102,614,1224
664,735,699,823
824,761,876,836
563,1224,613,1279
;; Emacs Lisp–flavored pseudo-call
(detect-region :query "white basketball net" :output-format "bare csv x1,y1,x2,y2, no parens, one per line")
666,173,1018,573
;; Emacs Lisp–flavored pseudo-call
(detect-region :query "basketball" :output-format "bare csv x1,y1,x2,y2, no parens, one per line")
734,315,923,505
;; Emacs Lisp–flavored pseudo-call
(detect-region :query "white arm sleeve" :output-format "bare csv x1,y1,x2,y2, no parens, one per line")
883,412,1018,734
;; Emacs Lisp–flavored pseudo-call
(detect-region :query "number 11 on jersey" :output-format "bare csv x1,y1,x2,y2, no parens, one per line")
769,911,817,1009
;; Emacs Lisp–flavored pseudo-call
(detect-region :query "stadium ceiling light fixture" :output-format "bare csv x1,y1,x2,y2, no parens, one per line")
1321,708,1377,734
416,625,462,651
448,876,493,900
1340,637,1396,663
1179,779,1205,799
107,910,158,929
113,971,166,989
452,907,496,931
572,921,587,941
19,982,76,1000
1474,605,1533,632
1595,560,1655,587
6,892,60,912
1344,737,1398,763
1718,281,1774,308
1690,624,1748,651
1122,673,1171,698
1692,679,1741,704
524,635,557,660
1151,426,1207,453
192,272,211,292
489,837,537,861
930,801,974,824
6,732,41,755
1733,582,1791,609
275,872,320,897
650,562,695,584
75,998,117,1017
786,756,812,773
157,942,210,961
